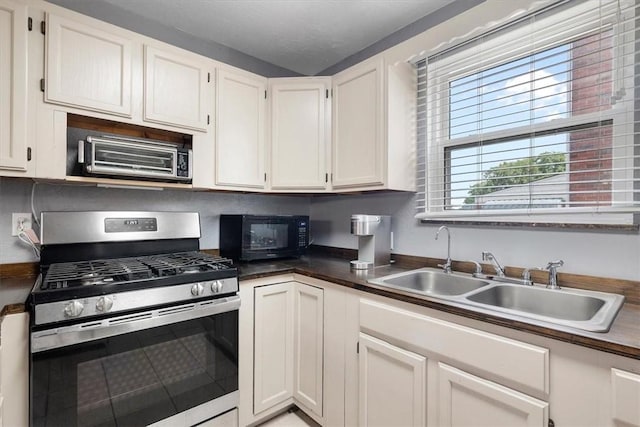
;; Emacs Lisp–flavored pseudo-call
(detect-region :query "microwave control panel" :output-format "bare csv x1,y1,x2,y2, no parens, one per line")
298,220,308,248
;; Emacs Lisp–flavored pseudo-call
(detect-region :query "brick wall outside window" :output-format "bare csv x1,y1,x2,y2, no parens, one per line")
568,30,613,205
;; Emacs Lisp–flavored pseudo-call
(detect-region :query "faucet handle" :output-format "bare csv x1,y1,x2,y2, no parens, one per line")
546,260,564,269
522,267,544,286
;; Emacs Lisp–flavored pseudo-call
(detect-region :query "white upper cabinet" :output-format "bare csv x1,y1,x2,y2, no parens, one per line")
45,13,132,117
216,68,266,189
332,58,384,189
332,56,416,191
269,78,330,191
144,45,209,131
0,0,28,172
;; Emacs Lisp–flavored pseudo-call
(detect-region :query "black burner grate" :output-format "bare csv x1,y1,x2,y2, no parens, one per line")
41,252,233,290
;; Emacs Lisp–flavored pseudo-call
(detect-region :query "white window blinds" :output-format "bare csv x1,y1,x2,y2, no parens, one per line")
417,0,639,224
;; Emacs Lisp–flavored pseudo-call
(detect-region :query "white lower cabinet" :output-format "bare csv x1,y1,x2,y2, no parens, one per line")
0,312,29,427
611,368,640,426
437,363,548,427
252,281,324,419
358,333,426,427
243,275,640,427
293,283,324,416
357,298,550,427
253,283,295,413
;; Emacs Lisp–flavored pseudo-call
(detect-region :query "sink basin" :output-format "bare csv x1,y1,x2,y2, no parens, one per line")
465,284,625,332
368,268,625,332
368,269,490,297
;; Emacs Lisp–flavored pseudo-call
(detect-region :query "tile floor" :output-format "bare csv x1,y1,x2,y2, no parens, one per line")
258,408,319,427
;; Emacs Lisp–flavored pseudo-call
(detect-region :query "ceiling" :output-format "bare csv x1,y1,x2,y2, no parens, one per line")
96,0,456,76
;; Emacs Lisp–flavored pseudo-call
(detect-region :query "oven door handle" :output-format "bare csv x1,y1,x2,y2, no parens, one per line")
31,295,240,353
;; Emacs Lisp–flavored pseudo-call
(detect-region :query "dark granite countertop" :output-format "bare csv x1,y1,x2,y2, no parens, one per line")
0,277,34,311
2,253,638,359
237,254,640,360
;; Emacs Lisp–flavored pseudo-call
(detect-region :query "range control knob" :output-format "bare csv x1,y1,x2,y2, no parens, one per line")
191,283,205,296
64,300,84,318
211,280,224,293
96,296,114,313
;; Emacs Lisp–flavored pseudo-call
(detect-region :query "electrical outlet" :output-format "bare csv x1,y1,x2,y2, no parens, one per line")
12,213,32,236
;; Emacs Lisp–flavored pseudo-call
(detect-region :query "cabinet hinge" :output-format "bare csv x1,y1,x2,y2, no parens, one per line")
207,72,210,83
28,17,33,31
27,147,32,162
40,20,46,35
356,341,360,354
40,79,45,92
207,114,210,125
548,420,555,427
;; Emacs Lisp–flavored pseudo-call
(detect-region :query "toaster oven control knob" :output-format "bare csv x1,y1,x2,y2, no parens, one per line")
96,296,114,313
211,280,223,293
191,283,205,296
64,300,84,318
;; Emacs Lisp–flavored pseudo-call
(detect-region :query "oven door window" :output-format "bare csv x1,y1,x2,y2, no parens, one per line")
31,310,238,427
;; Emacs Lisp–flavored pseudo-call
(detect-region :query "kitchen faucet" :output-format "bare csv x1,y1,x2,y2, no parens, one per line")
435,225,452,274
545,260,564,289
481,251,505,277
521,260,564,288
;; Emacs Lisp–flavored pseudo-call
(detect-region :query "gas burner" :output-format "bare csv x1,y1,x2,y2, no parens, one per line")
40,252,234,291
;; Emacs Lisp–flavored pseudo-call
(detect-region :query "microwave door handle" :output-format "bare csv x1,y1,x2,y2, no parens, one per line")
173,148,178,176
77,140,85,164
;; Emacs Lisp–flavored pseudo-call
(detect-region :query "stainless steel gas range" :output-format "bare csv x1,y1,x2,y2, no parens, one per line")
28,211,239,427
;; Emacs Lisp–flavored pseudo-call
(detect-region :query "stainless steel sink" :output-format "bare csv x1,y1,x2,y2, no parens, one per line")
368,268,490,297
464,284,625,332
367,268,625,332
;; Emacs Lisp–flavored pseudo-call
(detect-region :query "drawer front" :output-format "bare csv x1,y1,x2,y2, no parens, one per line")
360,299,549,395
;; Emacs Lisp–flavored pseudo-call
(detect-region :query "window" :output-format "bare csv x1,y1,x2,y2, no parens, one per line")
417,0,638,224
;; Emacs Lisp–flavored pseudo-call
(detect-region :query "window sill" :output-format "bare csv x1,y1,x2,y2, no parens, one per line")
416,210,640,231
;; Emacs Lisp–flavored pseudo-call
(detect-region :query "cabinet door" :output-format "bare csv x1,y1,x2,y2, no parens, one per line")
358,333,426,427
332,58,384,189
0,313,29,427
254,283,294,414
0,0,28,171
438,363,548,427
144,45,209,131
293,283,324,416
216,69,266,189
611,368,640,426
45,13,132,116
270,79,329,190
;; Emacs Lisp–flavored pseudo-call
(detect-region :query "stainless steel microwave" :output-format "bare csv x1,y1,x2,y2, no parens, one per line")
219,214,310,261
78,135,192,182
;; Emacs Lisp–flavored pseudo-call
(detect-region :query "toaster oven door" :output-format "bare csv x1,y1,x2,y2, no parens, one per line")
83,136,187,181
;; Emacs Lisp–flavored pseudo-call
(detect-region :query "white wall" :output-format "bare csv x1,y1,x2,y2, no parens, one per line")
0,177,310,264
309,192,640,282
